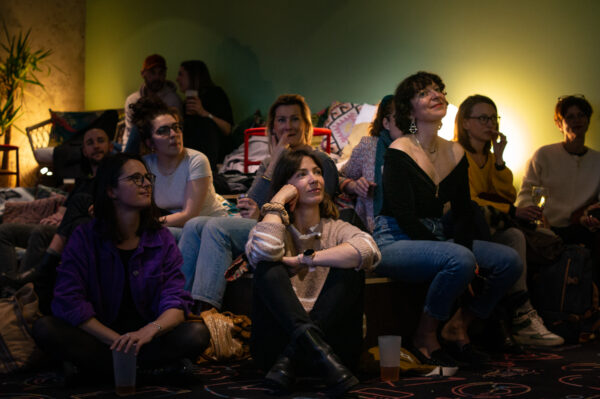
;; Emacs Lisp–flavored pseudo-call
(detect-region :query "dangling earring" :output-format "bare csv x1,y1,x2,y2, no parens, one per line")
409,120,418,135
438,121,443,131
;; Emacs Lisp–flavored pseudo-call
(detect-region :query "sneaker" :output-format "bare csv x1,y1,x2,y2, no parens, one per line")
512,310,565,346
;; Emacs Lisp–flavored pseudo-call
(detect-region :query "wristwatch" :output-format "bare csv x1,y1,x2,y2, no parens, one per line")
298,249,316,267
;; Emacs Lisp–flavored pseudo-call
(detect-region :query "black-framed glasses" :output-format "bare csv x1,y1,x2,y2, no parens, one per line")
119,172,156,187
468,115,500,125
154,123,183,137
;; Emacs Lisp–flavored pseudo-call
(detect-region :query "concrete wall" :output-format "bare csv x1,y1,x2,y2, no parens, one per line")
0,0,85,186
84,0,600,186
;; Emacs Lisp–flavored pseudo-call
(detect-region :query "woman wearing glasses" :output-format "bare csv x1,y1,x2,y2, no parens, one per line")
516,95,600,245
373,72,522,367
131,97,229,238
454,95,564,347
33,153,209,379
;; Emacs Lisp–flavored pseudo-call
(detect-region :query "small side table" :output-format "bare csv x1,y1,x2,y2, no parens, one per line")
0,144,20,187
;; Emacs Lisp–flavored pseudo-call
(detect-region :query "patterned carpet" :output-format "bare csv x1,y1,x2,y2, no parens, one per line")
1,341,600,398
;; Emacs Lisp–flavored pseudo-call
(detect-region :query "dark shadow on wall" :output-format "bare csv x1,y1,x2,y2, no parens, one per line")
214,37,275,121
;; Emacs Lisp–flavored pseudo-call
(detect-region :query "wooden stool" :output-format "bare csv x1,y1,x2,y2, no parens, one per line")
0,144,20,187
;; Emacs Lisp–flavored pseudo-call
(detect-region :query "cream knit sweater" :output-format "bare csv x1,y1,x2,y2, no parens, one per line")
516,143,600,227
245,218,380,312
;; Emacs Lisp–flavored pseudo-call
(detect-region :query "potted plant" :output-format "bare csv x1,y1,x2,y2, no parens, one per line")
0,22,51,170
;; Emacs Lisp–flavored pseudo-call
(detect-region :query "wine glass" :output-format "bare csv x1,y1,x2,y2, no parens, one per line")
531,186,548,226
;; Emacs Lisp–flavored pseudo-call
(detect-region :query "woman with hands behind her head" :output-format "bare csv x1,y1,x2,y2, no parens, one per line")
245,149,380,396
32,153,209,377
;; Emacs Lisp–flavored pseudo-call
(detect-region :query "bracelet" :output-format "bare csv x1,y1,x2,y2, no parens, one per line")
261,202,290,225
149,321,162,331
261,174,271,182
207,113,214,120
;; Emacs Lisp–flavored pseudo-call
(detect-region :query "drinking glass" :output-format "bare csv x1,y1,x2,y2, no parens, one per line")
531,186,548,226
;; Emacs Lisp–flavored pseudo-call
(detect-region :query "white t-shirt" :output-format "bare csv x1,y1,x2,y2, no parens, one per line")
144,148,228,217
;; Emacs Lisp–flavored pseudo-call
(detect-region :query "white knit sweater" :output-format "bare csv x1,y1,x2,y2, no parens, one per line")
245,218,380,312
516,143,600,227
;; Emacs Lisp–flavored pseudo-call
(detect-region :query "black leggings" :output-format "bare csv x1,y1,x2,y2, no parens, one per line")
250,261,364,373
32,316,209,374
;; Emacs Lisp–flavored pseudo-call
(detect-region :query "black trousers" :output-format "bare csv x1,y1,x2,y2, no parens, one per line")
250,261,364,373
56,193,93,238
32,316,209,375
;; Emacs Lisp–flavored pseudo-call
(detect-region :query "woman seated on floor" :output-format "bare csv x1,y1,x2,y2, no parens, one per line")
340,94,403,232
454,94,564,347
373,71,522,367
176,60,234,171
32,153,209,377
516,95,600,250
178,94,339,301
131,96,230,240
245,149,380,395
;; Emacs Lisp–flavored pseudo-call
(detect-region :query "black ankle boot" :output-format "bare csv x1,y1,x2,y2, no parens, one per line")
296,328,358,397
265,353,295,393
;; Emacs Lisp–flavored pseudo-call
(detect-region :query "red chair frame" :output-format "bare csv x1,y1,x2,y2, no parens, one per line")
243,127,332,174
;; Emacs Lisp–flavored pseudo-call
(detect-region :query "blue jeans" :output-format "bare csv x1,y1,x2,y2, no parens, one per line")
373,216,522,320
178,217,212,291
179,216,256,307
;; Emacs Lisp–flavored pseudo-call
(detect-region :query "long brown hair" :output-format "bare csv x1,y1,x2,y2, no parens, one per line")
269,149,339,222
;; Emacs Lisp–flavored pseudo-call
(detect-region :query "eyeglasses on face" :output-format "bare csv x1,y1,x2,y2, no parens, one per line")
468,114,500,125
119,172,156,187
154,122,183,137
416,87,447,99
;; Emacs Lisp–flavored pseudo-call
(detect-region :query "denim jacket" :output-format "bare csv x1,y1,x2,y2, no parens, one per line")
52,220,191,327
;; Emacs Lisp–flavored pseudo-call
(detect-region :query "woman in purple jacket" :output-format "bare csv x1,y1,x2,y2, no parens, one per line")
32,153,209,378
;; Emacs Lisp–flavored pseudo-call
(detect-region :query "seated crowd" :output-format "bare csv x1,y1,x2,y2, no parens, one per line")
1,54,599,396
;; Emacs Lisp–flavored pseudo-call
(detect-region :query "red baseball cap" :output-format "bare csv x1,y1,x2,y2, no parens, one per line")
141,54,166,72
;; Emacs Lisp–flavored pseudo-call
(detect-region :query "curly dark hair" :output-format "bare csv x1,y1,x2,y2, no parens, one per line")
393,71,446,134
268,149,338,222
130,96,180,144
554,95,593,125
93,153,162,243
369,94,394,137
454,94,497,154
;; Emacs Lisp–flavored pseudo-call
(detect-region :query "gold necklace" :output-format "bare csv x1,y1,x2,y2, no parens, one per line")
413,135,439,163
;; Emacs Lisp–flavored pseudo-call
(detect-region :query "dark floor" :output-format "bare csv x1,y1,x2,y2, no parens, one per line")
2,340,600,398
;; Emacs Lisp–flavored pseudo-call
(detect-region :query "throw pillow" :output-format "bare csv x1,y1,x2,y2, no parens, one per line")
3,195,66,224
324,102,363,155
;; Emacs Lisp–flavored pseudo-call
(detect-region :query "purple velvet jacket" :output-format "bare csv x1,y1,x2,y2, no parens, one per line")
52,220,191,327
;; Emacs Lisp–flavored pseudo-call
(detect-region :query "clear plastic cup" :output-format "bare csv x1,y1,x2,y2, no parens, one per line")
378,335,401,382
112,348,137,396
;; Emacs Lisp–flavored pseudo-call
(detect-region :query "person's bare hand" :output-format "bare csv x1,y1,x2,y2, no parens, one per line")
110,324,159,355
271,184,298,212
347,177,376,198
238,197,259,219
185,97,208,117
282,255,306,275
492,131,507,163
581,203,600,231
515,205,543,222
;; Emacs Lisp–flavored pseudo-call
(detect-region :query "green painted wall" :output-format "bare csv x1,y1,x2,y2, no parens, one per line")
86,0,600,183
